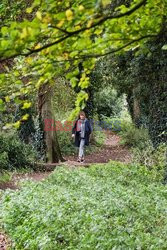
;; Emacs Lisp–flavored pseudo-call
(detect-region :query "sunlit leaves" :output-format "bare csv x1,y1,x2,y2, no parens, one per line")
21,114,30,121
66,9,73,21
101,0,111,7
36,11,42,20
21,102,32,109
78,5,84,11
162,44,167,50
70,77,78,88
68,90,88,120
78,73,90,89
4,96,10,103
0,99,5,111
13,120,21,128
0,0,166,124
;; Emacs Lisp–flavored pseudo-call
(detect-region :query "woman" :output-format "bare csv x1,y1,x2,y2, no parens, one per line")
72,111,92,163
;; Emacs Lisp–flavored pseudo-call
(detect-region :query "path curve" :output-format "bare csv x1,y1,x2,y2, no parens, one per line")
66,130,131,164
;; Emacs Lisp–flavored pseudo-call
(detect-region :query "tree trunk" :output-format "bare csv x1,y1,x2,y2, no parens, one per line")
38,83,64,163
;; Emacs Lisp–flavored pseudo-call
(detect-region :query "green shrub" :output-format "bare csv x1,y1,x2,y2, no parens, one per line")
93,130,106,146
132,143,167,172
104,115,150,149
0,132,37,170
115,121,166,171
0,171,11,183
0,152,8,170
119,124,150,149
94,88,124,119
0,162,166,249
57,130,77,156
100,113,132,133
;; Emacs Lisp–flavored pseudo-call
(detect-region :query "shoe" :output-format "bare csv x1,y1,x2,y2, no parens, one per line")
77,157,81,163
81,157,85,163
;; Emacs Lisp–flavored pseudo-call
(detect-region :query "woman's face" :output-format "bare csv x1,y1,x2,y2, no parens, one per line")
80,114,85,120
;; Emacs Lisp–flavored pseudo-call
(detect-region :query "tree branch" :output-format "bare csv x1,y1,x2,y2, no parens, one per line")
0,0,147,62
48,24,71,35
47,34,157,62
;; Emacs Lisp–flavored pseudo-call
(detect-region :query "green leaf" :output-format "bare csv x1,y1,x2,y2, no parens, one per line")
162,44,167,50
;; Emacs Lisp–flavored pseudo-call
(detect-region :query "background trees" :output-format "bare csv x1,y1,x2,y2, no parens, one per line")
0,0,166,163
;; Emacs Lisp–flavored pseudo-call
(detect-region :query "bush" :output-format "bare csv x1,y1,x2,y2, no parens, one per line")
93,130,106,146
132,143,167,172
0,132,37,170
94,88,124,119
0,152,8,170
116,121,166,172
0,171,11,183
0,162,166,249
100,113,132,133
119,124,150,149
57,130,77,156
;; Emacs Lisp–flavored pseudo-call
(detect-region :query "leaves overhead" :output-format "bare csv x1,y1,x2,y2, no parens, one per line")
0,0,166,121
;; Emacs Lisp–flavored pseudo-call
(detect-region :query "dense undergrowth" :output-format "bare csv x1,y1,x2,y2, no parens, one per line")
0,131,37,171
101,114,166,172
0,161,166,249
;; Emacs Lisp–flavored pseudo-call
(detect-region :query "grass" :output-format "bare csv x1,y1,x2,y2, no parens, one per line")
0,161,167,249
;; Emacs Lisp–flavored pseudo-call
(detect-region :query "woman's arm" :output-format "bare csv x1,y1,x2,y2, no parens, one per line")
87,120,93,134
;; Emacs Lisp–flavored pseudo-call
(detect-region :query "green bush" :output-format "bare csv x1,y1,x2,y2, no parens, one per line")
0,152,8,170
57,130,77,156
93,130,106,146
100,113,132,133
0,162,166,249
94,88,124,119
132,143,167,172
0,171,11,183
114,121,166,171
0,132,37,170
119,124,150,149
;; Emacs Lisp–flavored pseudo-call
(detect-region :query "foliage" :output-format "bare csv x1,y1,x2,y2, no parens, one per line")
0,152,8,170
93,129,106,147
0,162,167,249
117,120,167,170
0,131,37,170
132,142,167,172
52,77,77,116
103,33,167,146
57,130,77,156
119,124,150,149
0,0,166,123
0,171,11,184
93,87,124,119
99,110,132,132
0,0,30,25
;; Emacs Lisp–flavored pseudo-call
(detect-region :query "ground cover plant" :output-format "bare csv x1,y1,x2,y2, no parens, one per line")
0,161,167,249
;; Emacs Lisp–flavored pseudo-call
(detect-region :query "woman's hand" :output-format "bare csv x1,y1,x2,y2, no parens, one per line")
72,134,75,138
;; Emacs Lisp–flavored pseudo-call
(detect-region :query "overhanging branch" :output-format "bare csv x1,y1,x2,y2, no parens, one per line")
48,34,157,62
0,0,148,62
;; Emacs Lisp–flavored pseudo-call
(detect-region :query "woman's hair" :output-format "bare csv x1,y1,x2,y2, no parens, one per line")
78,111,86,119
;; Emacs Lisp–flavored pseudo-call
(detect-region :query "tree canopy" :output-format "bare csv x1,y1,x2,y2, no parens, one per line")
0,0,166,121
